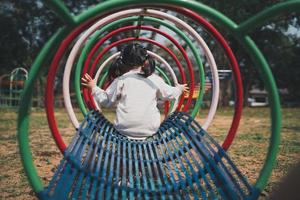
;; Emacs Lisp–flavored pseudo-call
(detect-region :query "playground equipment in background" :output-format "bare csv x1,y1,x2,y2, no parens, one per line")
248,88,269,107
16,0,299,199
0,68,28,107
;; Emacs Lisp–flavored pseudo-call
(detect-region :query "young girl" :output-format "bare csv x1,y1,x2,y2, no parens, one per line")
81,43,188,140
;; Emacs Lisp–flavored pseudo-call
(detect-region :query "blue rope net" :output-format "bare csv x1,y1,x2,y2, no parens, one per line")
42,111,254,199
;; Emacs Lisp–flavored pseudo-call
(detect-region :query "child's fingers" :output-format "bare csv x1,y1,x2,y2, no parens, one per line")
178,83,189,92
81,77,88,83
85,73,92,81
183,85,189,93
84,74,90,80
81,82,88,86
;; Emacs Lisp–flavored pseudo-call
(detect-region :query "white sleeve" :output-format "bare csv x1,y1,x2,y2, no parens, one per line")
154,75,183,101
91,79,123,108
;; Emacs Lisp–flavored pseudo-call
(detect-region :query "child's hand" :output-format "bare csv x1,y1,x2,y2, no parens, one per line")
81,73,96,90
177,83,189,93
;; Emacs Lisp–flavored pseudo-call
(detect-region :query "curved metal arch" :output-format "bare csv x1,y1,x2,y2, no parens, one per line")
17,0,291,196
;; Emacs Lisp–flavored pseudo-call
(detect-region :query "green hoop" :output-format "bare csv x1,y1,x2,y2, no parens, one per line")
17,0,298,197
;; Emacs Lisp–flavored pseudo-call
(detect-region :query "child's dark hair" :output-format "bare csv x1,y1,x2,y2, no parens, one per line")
122,43,155,77
108,43,155,79
107,57,127,81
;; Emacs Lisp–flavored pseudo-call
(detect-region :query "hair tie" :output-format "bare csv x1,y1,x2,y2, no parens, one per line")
144,54,149,62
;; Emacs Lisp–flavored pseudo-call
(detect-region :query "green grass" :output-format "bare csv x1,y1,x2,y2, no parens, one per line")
0,107,299,199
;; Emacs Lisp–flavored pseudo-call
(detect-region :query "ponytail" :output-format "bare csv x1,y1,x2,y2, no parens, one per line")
108,43,156,79
140,56,155,77
108,57,126,81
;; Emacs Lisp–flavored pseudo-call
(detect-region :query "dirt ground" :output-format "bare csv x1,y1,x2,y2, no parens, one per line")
0,107,299,199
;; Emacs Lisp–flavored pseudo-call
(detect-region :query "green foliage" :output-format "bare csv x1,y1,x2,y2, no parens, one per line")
198,0,285,23
0,0,62,74
0,0,299,103
254,24,300,100
198,0,300,104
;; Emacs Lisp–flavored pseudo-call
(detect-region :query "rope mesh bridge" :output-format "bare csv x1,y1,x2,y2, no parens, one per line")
43,111,254,199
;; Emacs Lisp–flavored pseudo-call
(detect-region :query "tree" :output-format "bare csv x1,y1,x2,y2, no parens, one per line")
0,0,62,74
0,0,299,104
197,0,300,104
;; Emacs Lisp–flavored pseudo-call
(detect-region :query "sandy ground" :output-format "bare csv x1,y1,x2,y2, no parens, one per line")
0,107,299,199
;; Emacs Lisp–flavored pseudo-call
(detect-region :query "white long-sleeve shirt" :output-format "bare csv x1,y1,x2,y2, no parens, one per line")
92,69,183,140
